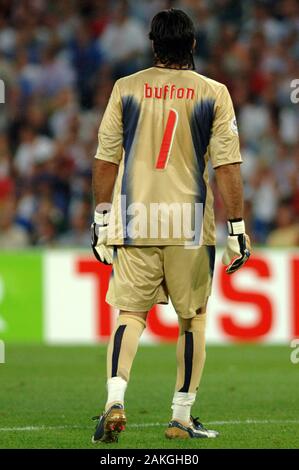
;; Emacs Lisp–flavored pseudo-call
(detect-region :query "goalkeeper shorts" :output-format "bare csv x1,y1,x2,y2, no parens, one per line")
106,245,215,319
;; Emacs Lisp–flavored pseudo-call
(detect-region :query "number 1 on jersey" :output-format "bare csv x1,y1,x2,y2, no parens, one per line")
155,108,178,170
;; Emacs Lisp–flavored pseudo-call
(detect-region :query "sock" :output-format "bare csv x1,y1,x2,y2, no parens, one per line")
172,313,207,423
105,314,146,409
106,377,127,410
171,391,196,423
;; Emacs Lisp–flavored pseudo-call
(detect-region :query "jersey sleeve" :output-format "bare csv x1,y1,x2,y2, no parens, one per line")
94,81,123,164
209,85,242,169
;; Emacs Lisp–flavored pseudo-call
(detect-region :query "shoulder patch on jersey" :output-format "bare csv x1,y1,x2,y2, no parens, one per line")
230,117,238,135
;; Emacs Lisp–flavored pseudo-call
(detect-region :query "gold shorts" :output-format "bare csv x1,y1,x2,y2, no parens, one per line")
106,245,215,319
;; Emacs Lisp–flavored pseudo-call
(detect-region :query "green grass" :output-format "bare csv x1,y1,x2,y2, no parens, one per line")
0,344,298,449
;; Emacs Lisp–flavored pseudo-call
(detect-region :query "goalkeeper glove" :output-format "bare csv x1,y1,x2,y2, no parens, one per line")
91,210,113,265
222,219,251,274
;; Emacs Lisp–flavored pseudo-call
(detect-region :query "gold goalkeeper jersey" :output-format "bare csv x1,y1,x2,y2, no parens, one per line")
95,66,242,246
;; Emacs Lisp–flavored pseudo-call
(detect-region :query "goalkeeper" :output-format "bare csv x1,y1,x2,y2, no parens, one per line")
91,8,251,443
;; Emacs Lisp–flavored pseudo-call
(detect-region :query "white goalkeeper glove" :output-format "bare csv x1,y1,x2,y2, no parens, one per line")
91,210,113,265
222,219,251,274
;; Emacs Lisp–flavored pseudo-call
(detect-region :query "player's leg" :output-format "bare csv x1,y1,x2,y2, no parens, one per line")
92,246,166,443
106,310,147,410
164,245,218,439
92,310,147,444
172,306,207,423
166,308,218,439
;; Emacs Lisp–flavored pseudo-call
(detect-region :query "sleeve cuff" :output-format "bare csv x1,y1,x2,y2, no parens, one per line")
94,154,121,165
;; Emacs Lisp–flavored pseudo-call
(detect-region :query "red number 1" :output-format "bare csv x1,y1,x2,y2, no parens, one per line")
155,109,178,170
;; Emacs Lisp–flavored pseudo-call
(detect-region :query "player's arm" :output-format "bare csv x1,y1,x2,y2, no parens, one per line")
210,85,251,274
215,163,250,273
92,159,118,209
215,163,243,220
91,81,123,265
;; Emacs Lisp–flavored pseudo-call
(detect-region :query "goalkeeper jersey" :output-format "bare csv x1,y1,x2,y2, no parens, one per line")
95,66,242,246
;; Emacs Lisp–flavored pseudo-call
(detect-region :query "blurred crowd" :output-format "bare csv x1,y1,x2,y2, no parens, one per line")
0,0,299,249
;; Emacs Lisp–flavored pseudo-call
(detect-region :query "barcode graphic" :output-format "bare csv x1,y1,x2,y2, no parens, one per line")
0,340,4,364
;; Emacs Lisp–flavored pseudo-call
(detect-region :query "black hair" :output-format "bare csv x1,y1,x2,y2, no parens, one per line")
149,9,195,70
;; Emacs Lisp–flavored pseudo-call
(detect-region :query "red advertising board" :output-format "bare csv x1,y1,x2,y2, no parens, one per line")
44,249,299,344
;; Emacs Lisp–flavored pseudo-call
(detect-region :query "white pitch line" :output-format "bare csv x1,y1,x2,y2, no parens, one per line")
207,419,299,425
129,419,299,427
0,425,85,432
0,419,298,432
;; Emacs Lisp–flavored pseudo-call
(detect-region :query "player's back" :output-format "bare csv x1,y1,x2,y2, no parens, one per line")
117,67,219,205
96,67,241,245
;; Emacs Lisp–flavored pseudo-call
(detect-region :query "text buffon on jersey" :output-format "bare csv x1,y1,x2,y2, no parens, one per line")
144,83,195,100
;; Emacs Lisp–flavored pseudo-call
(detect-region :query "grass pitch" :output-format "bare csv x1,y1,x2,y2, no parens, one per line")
0,344,298,449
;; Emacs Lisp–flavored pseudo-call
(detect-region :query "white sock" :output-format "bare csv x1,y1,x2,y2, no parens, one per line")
171,391,196,424
105,377,127,410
